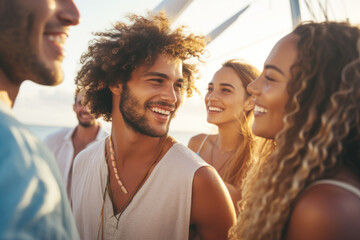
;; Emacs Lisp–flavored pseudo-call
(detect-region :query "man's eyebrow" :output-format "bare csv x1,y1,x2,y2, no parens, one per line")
144,72,184,82
264,64,285,76
143,72,169,79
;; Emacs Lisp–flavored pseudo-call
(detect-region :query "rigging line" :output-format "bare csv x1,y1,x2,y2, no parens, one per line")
304,0,317,21
317,0,328,21
327,0,337,21
205,28,290,63
339,0,350,21
325,0,330,19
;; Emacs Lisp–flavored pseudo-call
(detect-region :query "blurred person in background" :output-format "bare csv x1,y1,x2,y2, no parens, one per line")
45,89,108,203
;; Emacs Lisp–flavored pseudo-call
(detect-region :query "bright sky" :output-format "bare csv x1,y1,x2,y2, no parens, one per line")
13,0,360,133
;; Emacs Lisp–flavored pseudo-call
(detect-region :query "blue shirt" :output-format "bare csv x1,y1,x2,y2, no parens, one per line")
0,101,79,239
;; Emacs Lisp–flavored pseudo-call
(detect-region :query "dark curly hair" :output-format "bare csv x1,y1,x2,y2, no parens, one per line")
75,12,206,121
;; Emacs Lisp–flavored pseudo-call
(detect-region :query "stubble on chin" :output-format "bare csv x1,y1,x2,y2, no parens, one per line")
78,118,96,128
25,53,64,86
0,4,64,86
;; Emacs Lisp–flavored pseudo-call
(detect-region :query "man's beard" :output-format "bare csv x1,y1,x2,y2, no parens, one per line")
119,83,174,137
78,119,95,128
0,1,61,85
0,48,60,86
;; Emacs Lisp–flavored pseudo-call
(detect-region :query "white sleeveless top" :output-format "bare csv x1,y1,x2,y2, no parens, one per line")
309,179,360,199
71,138,209,240
196,135,209,155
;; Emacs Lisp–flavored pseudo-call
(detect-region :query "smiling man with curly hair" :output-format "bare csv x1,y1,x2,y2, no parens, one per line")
71,13,236,240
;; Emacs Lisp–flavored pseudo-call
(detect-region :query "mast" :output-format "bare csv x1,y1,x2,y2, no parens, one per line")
289,0,301,28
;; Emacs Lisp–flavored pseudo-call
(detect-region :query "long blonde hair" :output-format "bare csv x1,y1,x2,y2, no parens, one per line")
230,22,360,240
219,59,260,188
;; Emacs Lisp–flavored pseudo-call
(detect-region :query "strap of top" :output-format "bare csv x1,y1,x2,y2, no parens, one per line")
309,179,360,199
196,135,209,154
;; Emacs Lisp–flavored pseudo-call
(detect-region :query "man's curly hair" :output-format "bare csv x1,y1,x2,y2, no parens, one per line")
75,12,206,121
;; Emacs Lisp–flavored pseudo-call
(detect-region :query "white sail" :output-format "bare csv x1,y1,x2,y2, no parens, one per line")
206,4,250,44
153,0,194,21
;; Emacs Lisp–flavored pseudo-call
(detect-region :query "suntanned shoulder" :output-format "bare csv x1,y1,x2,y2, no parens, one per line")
190,166,236,240
188,133,207,152
285,183,360,240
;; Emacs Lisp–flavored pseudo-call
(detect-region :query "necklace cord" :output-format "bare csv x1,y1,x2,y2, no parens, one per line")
100,135,169,237
210,136,235,173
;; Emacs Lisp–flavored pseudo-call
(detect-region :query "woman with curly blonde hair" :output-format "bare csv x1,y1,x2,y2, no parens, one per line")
230,21,360,240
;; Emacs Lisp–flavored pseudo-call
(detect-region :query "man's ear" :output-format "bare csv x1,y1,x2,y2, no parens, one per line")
109,82,123,96
244,95,255,112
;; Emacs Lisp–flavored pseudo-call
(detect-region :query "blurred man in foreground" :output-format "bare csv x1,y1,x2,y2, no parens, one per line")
0,0,80,238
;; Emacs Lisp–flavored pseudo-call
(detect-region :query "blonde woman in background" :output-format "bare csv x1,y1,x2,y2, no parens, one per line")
230,21,360,240
188,59,259,208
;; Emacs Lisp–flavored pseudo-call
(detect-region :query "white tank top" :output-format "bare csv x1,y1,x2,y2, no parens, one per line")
71,139,209,240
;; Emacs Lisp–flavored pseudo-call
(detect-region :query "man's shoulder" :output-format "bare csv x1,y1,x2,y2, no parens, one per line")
0,109,60,183
94,125,109,141
0,118,28,157
74,138,106,166
46,127,73,139
0,109,39,152
44,127,73,146
167,142,208,168
0,106,20,132
72,139,106,190
170,142,199,157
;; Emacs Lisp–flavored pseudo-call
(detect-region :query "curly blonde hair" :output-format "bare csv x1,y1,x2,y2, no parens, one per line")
75,12,206,121
230,21,360,240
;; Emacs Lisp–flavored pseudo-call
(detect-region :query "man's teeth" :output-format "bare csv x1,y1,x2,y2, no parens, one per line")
151,107,170,115
254,105,267,113
208,106,223,112
47,34,66,46
80,112,91,117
